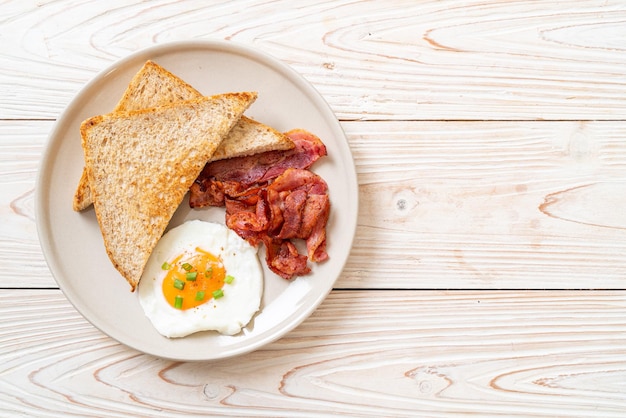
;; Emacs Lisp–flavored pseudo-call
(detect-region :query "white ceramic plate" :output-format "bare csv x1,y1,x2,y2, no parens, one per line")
36,40,358,361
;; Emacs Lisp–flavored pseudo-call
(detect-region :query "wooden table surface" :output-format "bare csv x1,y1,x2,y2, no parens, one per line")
2,1,626,416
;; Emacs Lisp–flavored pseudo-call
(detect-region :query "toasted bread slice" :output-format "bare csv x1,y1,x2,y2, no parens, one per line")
82,92,257,290
208,116,293,162
73,60,293,211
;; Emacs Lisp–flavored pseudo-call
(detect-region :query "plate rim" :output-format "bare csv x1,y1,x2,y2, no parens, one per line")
35,39,358,361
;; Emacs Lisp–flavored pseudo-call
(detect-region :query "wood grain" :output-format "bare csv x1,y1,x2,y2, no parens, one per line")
1,289,624,417
2,2,626,416
4,120,626,289
339,121,626,289
1,1,625,121
0,121,51,287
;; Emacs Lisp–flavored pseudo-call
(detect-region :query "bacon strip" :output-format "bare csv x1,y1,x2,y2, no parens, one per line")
266,169,330,263
190,129,327,208
262,237,310,279
192,129,330,280
224,189,268,247
224,168,330,279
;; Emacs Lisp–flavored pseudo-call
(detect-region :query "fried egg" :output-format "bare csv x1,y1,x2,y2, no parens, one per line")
138,220,263,338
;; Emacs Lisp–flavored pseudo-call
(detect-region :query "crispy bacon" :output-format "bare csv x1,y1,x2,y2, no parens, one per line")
189,129,327,208
266,169,330,263
303,194,330,263
191,129,330,280
224,168,330,279
224,189,269,247
262,236,310,279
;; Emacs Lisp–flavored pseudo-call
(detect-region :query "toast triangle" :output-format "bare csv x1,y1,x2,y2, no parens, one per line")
73,60,293,211
81,92,257,290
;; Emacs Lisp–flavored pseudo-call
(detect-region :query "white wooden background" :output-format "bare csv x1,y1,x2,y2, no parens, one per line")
2,1,626,416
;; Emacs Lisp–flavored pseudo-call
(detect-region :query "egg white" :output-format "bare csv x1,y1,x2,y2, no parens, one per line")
138,220,263,338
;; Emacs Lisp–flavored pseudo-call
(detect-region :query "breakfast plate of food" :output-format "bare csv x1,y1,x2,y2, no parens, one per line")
36,40,358,361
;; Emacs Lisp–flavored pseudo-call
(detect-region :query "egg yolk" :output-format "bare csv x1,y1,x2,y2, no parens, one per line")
162,247,226,310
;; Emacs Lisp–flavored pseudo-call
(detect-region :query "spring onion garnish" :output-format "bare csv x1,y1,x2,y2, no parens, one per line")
173,279,185,290
182,262,193,271
225,275,234,284
174,295,183,309
195,291,205,301
212,289,224,299
204,267,213,277
186,272,197,281
161,261,171,270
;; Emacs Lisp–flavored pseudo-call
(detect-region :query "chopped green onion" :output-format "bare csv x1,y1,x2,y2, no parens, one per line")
195,291,205,301
225,275,234,284
205,267,213,277
182,262,193,271
173,279,185,290
174,295,183,309
161,261,171,270
212,289,224,299
186,272,197,281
